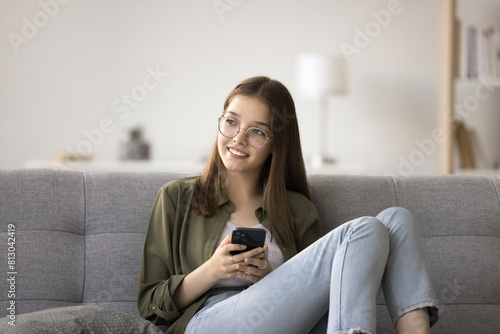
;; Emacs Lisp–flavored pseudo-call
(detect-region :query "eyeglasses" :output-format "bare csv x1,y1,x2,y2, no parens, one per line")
218,116,272,148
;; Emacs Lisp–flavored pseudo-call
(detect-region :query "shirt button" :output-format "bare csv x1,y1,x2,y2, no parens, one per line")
151,306,156,310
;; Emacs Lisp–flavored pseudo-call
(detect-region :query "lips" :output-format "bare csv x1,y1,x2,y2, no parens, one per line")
228,147,249,157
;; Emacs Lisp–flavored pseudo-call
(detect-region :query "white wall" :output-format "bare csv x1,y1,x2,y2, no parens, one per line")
0,0,441,175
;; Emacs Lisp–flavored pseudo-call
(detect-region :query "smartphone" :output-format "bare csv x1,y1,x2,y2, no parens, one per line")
230,228,266,255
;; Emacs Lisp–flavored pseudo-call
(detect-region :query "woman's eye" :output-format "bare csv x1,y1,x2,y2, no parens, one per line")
251,128,266,137
226,118,238,126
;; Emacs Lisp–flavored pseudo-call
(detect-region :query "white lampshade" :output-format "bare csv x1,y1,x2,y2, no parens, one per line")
296,54,347,99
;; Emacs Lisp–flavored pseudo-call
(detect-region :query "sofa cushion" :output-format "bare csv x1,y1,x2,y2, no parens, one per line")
0,169,86,315
0,305,163,333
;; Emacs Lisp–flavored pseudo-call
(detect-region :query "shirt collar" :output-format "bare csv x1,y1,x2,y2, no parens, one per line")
216,191,268,220
217,192,230,207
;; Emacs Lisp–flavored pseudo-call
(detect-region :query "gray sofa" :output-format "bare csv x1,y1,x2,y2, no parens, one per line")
0,169,498,333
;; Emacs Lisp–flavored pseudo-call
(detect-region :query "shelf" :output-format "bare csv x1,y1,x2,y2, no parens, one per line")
437,0,500,174
454,79,500,87
455,168,500,175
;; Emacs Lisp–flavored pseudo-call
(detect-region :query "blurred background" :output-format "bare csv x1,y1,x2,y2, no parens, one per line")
1,0,496,175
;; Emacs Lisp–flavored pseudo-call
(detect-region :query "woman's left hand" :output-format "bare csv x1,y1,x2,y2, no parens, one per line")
235,244,272,283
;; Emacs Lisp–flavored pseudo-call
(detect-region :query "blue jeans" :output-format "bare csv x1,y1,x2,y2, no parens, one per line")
184,207,439,334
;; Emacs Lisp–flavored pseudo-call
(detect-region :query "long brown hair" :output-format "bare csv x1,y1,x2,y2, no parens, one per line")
191,76,310,247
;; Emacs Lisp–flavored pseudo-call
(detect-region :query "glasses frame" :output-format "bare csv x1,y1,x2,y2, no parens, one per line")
218,116,273,149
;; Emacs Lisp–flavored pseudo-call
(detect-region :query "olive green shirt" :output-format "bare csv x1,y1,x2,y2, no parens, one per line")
137,176,322,334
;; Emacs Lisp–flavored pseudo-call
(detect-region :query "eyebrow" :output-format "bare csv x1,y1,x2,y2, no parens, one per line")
226,111,271,128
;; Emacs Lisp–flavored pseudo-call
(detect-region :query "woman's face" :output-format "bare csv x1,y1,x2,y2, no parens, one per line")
217,95,273,177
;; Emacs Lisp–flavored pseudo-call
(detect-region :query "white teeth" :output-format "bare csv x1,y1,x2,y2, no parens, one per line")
229,148,248,157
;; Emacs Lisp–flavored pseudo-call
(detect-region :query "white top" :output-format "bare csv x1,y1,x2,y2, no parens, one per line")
212,221,285,288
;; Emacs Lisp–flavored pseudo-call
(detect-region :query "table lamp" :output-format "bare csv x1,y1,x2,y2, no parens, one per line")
296,53,347,166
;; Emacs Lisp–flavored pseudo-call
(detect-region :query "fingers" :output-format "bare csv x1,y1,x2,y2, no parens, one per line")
237,271,260,283
230,246,264,262
240,257,268,271
219,233,232,246
219,233,251,256
208,234,244,280
236,254,270,276
263,244,268,258
236,262,270,283
236,244,271,282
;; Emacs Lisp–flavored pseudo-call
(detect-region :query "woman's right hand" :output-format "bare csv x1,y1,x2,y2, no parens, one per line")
207,233,265,281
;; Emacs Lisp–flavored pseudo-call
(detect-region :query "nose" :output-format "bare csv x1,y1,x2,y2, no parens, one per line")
232,128,248,146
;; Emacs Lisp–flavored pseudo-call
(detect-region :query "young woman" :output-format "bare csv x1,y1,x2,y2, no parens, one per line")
138,76,439,334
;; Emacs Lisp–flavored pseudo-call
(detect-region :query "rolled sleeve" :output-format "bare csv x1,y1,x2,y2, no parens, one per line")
145,275,187,322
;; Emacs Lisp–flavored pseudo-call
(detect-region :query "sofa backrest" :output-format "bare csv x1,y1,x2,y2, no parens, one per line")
0,170,182,317
1,170,499,333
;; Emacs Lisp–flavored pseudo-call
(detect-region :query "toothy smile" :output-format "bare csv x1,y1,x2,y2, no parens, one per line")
228,147,249,157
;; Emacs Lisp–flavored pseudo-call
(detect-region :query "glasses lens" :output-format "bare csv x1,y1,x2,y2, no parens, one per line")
219,117,239,138
246,128,268,148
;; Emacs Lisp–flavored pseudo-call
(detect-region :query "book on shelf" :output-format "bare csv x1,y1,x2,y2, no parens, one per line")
455,121,475,169
454,17,463,78
454,121,490,170
455,20,500,83
468,128,489,169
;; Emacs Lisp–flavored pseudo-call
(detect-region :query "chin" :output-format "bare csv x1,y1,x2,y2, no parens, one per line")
221,159,255,175
222,161,245,173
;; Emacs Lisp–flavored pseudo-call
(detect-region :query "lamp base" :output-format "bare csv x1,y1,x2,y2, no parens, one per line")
310,153,336,168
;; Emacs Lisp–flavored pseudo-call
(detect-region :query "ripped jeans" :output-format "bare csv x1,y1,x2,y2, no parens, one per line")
184,207,439,334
